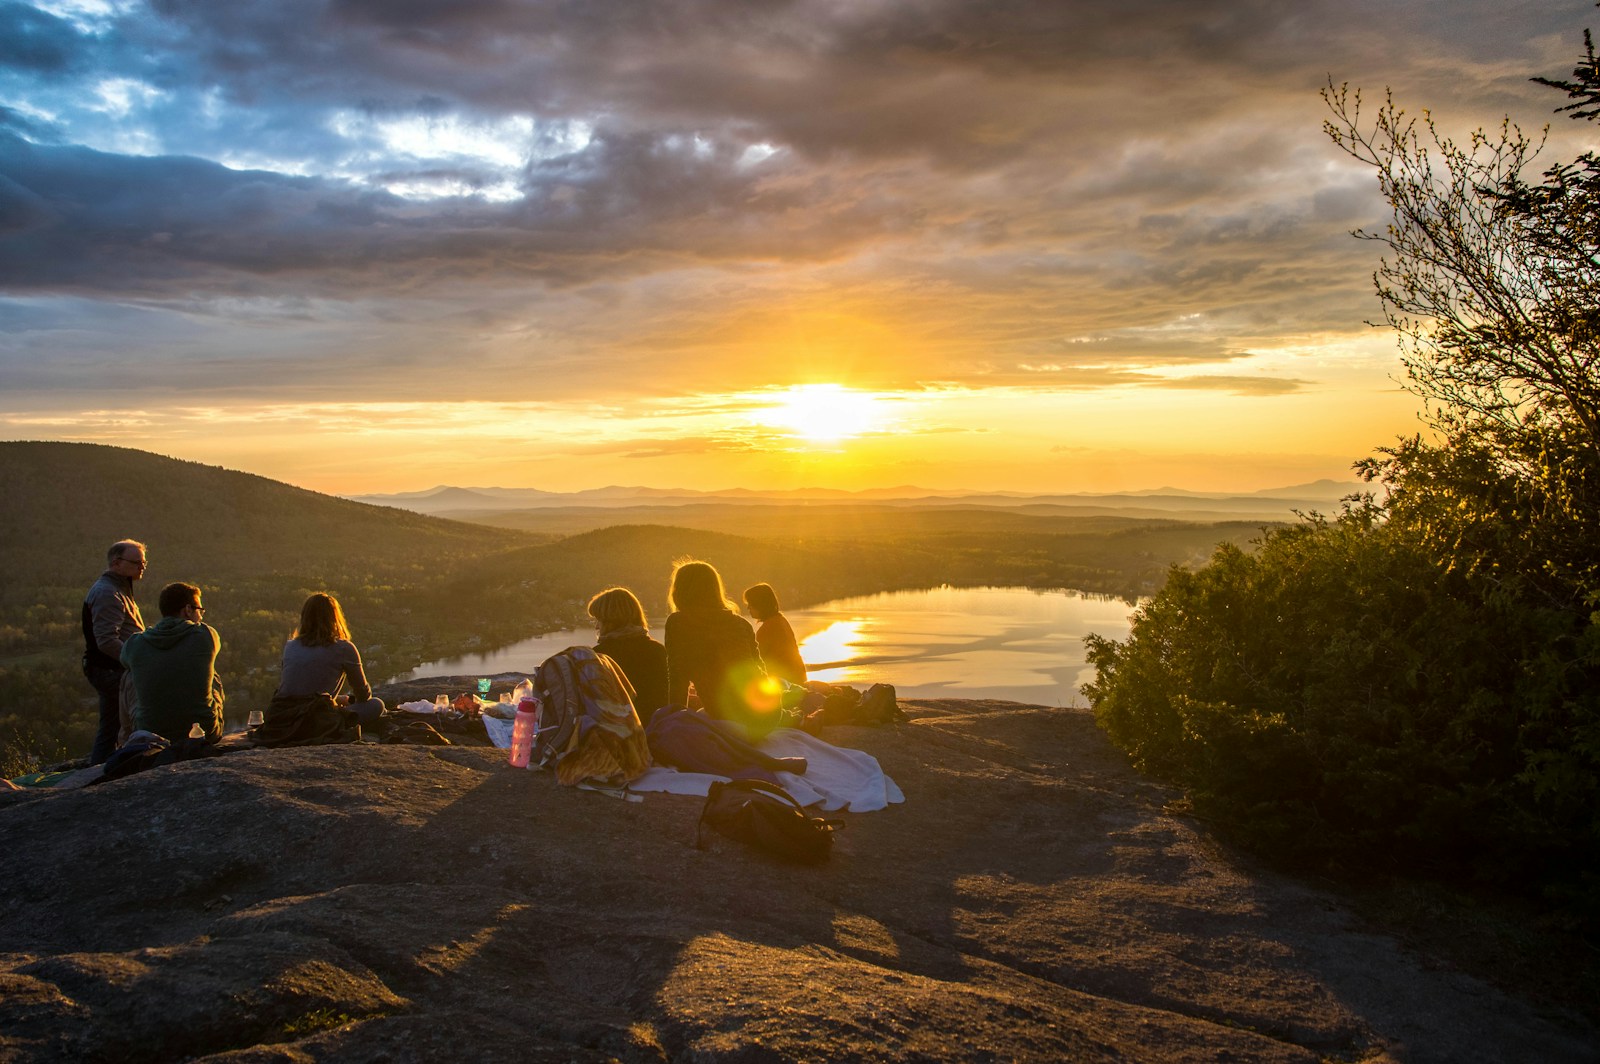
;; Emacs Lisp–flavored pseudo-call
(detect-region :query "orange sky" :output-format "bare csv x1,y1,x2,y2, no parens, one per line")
0,1,1580,494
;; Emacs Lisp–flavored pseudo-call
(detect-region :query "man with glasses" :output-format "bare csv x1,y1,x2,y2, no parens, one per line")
82,539,147,764
121,582,225,745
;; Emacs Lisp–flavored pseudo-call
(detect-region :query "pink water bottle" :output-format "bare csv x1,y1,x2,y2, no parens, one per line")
508,696,540,768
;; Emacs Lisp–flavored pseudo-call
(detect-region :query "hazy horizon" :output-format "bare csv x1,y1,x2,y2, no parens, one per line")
346,475,1362,499
1,2,1584,493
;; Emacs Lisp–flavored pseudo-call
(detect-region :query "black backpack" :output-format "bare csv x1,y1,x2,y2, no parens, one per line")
696,778,841,863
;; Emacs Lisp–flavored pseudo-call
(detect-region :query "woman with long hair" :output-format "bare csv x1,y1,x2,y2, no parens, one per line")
588,586,668,724
277,592,385,723
664,560,777,734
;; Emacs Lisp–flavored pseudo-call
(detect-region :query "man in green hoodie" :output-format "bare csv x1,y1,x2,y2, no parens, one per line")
121,582,225,743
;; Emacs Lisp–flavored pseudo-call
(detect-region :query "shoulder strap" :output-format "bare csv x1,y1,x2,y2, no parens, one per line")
719,776,806,811
694,777,846,853
696,778,791,850
719,778,844,827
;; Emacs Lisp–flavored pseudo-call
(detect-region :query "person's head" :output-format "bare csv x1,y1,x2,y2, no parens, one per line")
587,587,648,636
158,581,204,621
106,539,148,581
293,592,350,646
669,559,733,613
742,583,780,621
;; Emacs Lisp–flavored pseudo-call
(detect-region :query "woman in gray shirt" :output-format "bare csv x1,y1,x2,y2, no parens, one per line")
278,593,385,723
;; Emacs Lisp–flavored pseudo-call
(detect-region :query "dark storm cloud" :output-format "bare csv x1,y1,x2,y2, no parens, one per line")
126,0,1574,147
0,0,1590,401
0,2,88,75
4,1,1572,276
0,126,908,295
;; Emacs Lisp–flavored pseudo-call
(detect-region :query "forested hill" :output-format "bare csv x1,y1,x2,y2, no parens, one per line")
431,523,933,627
0,441,531,587
0,442,543,764
1,442,1265,768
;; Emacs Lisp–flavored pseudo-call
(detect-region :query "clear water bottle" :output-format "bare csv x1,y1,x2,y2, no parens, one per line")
512,677,534,705
508,696,540,768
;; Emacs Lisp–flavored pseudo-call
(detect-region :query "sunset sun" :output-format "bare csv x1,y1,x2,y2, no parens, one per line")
759,385,891,443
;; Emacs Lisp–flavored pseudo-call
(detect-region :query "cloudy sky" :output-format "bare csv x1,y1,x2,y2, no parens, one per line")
0,0,1588,494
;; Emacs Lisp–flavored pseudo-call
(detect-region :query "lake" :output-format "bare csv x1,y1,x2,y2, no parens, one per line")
401,585,1137,707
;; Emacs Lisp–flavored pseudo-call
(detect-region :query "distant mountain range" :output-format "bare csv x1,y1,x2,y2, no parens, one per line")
347,479,1366,520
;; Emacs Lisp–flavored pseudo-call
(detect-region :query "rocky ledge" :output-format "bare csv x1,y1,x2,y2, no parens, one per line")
1,700,1594,1062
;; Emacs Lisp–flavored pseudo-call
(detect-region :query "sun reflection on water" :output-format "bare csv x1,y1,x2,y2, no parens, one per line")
797,618,867,682
404,587,1138,705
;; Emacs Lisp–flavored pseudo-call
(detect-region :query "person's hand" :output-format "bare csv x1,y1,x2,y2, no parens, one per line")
336,694,351,706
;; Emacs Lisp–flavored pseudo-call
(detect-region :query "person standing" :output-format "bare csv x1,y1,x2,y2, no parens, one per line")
122,582,225,743
82,539,147,764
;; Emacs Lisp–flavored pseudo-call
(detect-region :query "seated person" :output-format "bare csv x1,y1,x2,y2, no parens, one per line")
277,593,386,723
588,586,668,725
121,581,224,743
743,582,807,686
665,560,778,735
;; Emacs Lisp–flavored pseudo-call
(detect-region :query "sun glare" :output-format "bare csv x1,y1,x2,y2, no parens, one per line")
759,385,890,443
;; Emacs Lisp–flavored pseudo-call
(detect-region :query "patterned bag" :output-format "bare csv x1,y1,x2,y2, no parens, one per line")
534,647,652,786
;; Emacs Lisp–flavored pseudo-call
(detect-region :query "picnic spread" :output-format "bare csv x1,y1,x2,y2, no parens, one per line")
10,651,906,860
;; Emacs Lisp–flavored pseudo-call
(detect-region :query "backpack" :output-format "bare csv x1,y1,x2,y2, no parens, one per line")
857,683,902,724
534,647,652,786
801,681,902,730
98,734,177,781
696,778,842,864
95,731,226,783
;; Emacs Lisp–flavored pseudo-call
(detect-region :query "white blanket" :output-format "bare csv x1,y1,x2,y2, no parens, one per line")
484,717,902,811
483,717,902,812
483,715,514,748
629,727,904,813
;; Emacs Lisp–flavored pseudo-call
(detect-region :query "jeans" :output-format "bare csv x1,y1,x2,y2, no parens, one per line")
84,663,123,765
346,696,386,724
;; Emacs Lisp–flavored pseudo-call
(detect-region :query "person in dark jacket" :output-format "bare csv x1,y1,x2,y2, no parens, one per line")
743,582,807,687
587,586,668,724
664,560,779,735
121,581,224,744
82,539,147,763
277,592,385,723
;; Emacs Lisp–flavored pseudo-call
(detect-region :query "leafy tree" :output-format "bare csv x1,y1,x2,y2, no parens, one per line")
1086,25,1600,918
1322,75,1600,462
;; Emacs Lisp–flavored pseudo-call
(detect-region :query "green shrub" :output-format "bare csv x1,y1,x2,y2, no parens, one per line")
1084,501,1600,909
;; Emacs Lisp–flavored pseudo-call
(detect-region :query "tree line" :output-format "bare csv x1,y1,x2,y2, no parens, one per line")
1,461,1259,773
